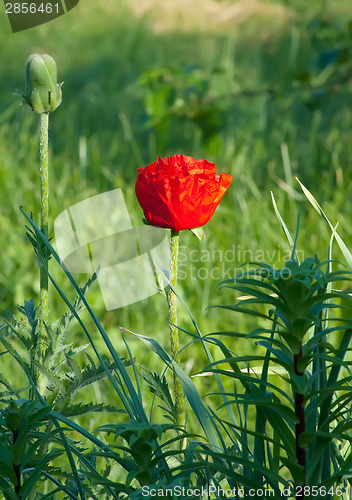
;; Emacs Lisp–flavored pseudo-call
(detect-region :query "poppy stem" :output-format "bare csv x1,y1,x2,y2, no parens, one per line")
38,112,49,364
168,229,186,443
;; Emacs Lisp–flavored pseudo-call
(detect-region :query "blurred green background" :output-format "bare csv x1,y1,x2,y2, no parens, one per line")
1,0,352,412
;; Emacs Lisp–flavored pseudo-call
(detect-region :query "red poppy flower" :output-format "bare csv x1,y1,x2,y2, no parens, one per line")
135,154,233,232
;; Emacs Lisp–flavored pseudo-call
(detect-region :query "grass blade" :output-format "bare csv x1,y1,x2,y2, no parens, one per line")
121,327,222,451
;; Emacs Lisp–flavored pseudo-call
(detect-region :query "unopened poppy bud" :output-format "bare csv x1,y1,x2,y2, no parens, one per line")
24,54,62,114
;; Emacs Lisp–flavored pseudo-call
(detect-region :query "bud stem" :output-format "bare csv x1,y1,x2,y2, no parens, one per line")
167,229,186,446
39,112,49,362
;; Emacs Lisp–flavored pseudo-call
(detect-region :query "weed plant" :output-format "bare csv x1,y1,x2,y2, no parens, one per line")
1,1,352,498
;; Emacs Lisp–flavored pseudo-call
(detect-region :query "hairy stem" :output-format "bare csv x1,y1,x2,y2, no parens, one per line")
294,343,306,497
167,230,186,438
39,112,49,362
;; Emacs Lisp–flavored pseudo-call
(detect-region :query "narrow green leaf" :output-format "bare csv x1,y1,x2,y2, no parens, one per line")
271,191,299,261
297,178,352,268
122,327,221,450
20,208,148,424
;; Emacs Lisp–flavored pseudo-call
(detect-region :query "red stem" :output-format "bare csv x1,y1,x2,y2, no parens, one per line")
13,429,21,494
294,344,306,499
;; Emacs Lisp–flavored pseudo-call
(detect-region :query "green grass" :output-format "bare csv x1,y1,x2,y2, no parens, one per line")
1,0,351,313
1,0,351,371
1,1,352,492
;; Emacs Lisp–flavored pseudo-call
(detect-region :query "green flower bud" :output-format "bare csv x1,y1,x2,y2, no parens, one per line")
5,399,29,432
24,54,62,114
269,257,328,353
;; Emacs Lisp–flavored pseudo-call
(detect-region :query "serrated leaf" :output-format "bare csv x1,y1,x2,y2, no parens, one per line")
60,403,124,417
65,355,82,381
138,367,176,422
